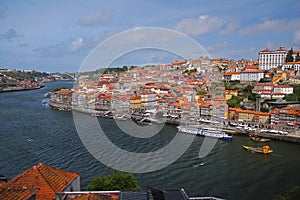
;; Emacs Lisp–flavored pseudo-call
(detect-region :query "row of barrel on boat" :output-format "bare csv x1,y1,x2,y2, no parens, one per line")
243,135,273,154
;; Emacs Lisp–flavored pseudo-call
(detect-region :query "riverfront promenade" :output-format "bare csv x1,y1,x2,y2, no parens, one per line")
58,104,300,144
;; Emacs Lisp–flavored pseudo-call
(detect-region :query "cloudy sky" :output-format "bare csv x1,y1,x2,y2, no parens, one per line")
0,0,300,72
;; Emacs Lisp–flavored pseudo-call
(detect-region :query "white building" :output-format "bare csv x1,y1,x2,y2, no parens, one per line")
240,68,264,82
258,46,287,70
223,72,240,81
273,85,294,94
282,61,300,71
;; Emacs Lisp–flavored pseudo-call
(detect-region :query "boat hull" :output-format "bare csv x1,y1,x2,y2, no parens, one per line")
243,145,273,154
249,136,270,143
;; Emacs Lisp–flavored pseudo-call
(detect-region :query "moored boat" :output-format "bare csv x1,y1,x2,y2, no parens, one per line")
177,125,233,140
249,136,270,143
243,145,273,154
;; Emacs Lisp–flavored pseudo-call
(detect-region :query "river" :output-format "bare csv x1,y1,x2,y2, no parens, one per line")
0,81,300,200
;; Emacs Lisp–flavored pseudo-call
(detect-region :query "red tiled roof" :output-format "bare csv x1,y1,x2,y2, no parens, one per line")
241,69,264,73
255,83,274,86
260,49,270,53
223,72,240,76
5,163,79,200
246,65,258,69
0,187,37,200
72,192,118,200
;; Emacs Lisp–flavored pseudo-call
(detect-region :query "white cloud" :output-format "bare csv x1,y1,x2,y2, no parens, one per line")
34,37,85,57
293,30,300,45
0,1,7,18
1,28,23,41
206,40,229,54
77,12,108,26
69,38,84,52
219,22,238,35
175,15,225,36
239,18,300,35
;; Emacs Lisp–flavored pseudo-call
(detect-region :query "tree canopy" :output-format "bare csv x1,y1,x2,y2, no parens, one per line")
273,185,300,200
285,48,294,62
226,95,243,108
87,171,142,191
284,85,300,101
295,53,300,62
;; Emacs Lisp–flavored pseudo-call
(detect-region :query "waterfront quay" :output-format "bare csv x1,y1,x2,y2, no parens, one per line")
0,84,44,92
49,98,300,143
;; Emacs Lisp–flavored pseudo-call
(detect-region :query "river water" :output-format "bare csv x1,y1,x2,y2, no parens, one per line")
0,81,300,200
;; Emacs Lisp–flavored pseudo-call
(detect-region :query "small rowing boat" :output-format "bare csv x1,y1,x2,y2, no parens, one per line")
243,145,273,154
249,136,270,143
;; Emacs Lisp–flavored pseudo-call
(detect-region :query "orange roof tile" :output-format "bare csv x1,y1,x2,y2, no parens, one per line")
241,69,264,73
246,65,258,69
223,72,240,76
0,187,37,200
72,193,118,200
5,163,79,200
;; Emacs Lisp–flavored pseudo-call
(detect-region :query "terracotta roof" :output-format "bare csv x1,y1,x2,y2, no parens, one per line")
130,95,141,100
224,72,240,76
0,186,37,200
229,108,270,116
246,65,258,69
5,163,79,200
71,193,118,200
274,85,293,88
260,49,270,53
255,83,274,86
241,69,264,73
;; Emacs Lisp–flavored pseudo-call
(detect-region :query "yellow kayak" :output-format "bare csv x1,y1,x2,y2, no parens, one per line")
243,145,273,154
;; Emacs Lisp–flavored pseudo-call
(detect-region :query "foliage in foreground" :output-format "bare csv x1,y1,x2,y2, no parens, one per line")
273,185,300,200
88,171,142,191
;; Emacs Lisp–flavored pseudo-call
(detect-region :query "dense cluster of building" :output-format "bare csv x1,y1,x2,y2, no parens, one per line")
50,46,300,131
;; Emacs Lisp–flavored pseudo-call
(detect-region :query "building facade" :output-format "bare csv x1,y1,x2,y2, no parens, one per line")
259,46,287,70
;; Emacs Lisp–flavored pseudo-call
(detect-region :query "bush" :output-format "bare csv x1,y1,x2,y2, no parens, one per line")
88,171,142,191
273,185,300,200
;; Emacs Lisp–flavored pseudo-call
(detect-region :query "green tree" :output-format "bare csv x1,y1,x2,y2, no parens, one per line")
260,107,269,112
285,48,294,62
295,53,300,62
273,185,300,200
88,171,142,191
284,85,300,101
53,87,66,92
226,95,243,108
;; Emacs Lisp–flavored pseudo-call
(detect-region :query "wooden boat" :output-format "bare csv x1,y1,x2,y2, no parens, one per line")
243,145,273,154
249,136,270,143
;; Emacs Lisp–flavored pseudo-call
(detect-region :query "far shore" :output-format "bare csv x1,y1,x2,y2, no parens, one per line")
0,85,44,93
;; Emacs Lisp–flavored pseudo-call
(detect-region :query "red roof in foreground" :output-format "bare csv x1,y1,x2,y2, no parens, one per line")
0,187,37,200
4,163,79,200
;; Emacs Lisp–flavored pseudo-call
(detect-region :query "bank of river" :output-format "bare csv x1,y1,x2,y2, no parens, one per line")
0,85,44,92
0,81,300,200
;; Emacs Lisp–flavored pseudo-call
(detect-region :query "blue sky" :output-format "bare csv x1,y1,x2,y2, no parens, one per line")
0,0,300,72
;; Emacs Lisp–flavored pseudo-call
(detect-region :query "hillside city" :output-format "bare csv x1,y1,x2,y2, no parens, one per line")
47,46,300,135
1,46,300,199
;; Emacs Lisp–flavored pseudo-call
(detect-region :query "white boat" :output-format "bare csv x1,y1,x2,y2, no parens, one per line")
114,114,127,121
177,125,233,140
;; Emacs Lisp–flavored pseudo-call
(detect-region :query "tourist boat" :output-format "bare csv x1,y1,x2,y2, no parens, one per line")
243,145,273,154
177,125,233,140
249,136,270,143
